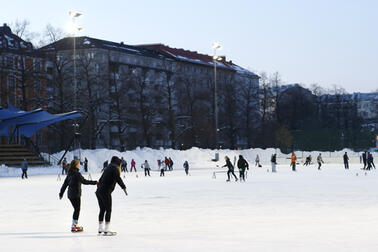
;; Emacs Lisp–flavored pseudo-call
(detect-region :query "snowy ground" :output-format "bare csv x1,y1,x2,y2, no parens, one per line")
1,160,378,252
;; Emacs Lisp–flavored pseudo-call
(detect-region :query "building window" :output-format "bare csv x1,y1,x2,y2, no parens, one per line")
7,75,16,104
6,56,14,68
35,61,41,72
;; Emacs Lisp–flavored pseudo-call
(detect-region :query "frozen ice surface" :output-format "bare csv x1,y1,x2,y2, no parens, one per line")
1,158,378,251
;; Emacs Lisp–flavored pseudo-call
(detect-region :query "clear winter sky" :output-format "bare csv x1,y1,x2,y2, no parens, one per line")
3,0,378,93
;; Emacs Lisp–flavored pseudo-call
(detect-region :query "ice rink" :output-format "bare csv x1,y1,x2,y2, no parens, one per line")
1,162,378,252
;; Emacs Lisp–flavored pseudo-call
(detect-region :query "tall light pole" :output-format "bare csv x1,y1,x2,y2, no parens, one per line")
68,11,83,160
69,11,83,111
212,42,222,149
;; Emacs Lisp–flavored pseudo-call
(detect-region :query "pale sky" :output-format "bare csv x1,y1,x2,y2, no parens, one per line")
2,0,378,93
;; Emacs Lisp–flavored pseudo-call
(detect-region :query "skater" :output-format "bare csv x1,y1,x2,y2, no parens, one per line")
371,154,376,169
169,157,174,171
291,152,296,171
142,160,151,176
84,157,88,173
237,155,249,181
96,156,128,235
362,151,367,169
59,160,97,232
21,158,28,179
317,153,324,170
255,154,260,167
164,157,170,171
130,159,136,172
343,152,349,169
121,157,127,172
157,159,161,171
303,155,312,166
223,156,238,182
271,154,277,172
62,157,68,175
183,161,189,175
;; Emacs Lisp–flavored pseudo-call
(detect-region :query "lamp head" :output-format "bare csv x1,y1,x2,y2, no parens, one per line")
69,11,82,18
212,42,221,50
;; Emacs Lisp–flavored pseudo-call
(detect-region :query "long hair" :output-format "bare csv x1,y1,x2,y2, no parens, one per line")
68,160,80,172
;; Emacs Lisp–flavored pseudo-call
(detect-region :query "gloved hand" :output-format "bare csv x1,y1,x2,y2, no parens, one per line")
59,194,63,200
123,188,128,196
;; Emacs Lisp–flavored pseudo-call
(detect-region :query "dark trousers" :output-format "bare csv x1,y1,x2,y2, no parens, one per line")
69,197,81,220
160,169,165,176
144,168,150,176
367,162,372,170
227,170,238,181
185,168,189,175
239,170,245,181
318,162,322,170
344,161,349,169
363,159,367,169
96,191,112,222
291,162,296,171
21,169,28,179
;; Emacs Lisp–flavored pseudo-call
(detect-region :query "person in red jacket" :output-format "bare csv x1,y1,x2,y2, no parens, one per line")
130,159,136,172
164,157,169,171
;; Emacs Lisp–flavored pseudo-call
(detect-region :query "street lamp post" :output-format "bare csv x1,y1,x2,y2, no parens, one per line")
69,11,83,111
212,42,222,149
69,11,83,160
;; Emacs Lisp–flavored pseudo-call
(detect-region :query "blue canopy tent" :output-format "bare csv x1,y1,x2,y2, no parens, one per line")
0,105,82,140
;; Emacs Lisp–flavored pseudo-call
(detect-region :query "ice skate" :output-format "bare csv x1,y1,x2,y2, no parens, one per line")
102,222,117,236
71,223,83,233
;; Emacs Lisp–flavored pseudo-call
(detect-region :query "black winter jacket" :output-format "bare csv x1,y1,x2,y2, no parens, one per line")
96,164,126,194
237,158,249,171
223,160,234,171
59,169,97,199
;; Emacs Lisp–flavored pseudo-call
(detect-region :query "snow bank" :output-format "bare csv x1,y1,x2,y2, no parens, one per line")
1,147,373,178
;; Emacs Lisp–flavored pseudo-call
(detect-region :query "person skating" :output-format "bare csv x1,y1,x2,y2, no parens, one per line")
21,158,28,179
271,154,277,172
130,159,136,172
121,157,127,173
62,157,68,175
157,159,161,171
183,161,189,175
59,160,97,232
290,152,296,171
371,154,376,169
237,155,249,181
142,160,151,176
366,152,373,170
317,153,324,170
160,162,165,176
303,155,311,166
343,152,349,169
362,152,367,169
96,156,127,235
223,156,238,182
84,157,88,173
255,154,260,167
164,157,170,171
169,157,174,171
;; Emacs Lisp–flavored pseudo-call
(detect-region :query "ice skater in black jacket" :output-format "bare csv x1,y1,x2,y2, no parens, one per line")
96,156,128,235
59,159,97,232
237,155,249,182
223,156,238,182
